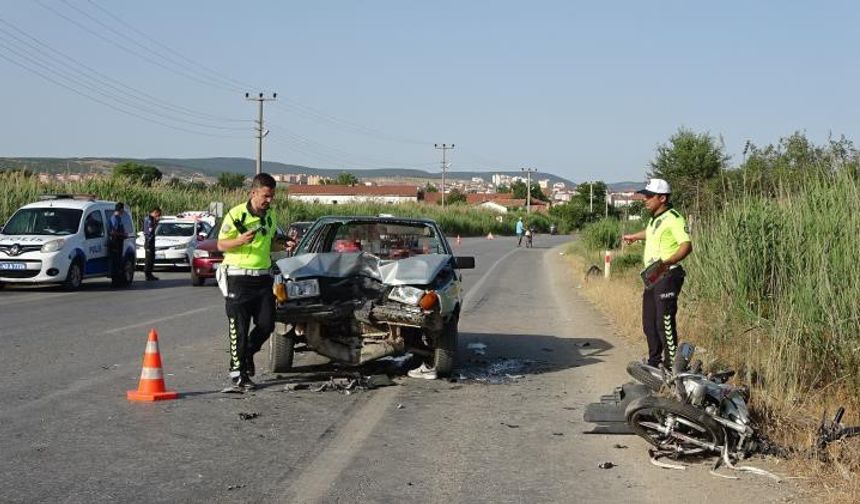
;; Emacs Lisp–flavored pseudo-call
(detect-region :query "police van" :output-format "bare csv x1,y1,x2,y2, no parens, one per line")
0,195,137,290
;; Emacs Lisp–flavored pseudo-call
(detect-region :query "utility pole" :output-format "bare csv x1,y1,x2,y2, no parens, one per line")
521,167,537,213
589,182,594,213
434,143,454,209
245,92,277,175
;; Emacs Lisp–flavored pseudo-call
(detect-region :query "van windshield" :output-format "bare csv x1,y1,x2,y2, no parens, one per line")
1,208,83,236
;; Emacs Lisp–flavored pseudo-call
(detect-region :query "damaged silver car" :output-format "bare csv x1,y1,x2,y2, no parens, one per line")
268,216,475,377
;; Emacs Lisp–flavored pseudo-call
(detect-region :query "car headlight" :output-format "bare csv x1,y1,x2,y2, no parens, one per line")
41,239,65,253
388,285,424,305
193,249,210,258
285,279,319,300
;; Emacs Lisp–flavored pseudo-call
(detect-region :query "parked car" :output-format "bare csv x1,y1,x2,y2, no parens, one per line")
135,213,214,270
0,194,136,290
269,216,475,377
190,224,223,286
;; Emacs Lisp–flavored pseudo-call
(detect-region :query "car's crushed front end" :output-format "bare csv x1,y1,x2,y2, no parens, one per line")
273,252,459,366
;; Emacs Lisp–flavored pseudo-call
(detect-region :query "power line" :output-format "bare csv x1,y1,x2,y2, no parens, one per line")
34,0,241,93
85,0,257,92
0,46,244,138
0,23,250,127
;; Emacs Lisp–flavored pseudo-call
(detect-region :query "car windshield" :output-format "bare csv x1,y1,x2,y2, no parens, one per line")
1,208,82,235
326,222,445,259
156,222,196,237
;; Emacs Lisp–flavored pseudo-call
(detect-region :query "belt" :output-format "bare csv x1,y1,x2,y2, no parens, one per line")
225,267,271,277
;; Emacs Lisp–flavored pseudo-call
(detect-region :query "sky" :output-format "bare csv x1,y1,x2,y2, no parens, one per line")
0,1,858,183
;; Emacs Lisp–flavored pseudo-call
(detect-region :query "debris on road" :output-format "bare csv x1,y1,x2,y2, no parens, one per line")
577,341,591,348
396,403,404,409
284,374,397,394
501,422,520,428
457,357,549,385
227,484,246,491
238,412,260,421
552,432,564,436
613,444,628,449
598,462,615,469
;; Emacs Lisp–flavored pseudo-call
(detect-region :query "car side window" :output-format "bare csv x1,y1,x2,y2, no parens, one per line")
85,210,105,239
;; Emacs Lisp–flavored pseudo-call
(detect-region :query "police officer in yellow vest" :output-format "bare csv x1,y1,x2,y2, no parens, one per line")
217,173,279,391
622,178,692,368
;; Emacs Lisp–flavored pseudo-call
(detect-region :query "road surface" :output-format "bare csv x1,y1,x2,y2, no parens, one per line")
0,235,800,503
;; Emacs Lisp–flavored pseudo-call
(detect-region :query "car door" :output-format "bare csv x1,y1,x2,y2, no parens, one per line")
81,209,109,276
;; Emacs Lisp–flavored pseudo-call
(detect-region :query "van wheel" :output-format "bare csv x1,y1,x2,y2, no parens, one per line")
63,261,83,291
113,257,134,287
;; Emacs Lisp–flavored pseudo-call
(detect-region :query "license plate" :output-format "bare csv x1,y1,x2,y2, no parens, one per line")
0,262,26,270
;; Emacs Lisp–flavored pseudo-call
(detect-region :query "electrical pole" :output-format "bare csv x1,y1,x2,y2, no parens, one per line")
434,143,454,209
521,167,537,213
589,182,594,213
246,92,277,175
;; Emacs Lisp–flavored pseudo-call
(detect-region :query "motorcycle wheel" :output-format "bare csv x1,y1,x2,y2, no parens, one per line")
626,361,665,392
625,395,724,456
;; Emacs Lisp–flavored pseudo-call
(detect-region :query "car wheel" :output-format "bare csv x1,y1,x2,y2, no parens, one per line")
63,260,83,291
269,321,295,373
433,313,458,377
191,269,205,286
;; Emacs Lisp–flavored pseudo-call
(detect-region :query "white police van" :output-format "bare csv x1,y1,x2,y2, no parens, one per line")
0,195,137,290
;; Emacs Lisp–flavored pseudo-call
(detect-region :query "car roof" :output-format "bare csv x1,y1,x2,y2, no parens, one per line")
311,216,439,226
20,199,118,211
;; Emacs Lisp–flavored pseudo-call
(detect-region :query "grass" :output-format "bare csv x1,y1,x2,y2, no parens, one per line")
572,173,860,500
0,173,532,237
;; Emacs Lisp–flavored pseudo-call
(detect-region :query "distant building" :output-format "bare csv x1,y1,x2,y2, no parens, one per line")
538,179,550,189
609,191,645,207
286,184,419,204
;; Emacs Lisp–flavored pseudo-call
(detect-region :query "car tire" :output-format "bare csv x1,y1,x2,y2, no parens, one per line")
433,313,458,378
191,269,205,286
269,322,295,373
63,260,83,291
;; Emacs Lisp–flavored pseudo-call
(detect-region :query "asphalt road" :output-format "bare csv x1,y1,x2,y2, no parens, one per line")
0,235,801,503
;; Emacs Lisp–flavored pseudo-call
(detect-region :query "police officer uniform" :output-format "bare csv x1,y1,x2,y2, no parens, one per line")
218,201,278,388
642,206,691,368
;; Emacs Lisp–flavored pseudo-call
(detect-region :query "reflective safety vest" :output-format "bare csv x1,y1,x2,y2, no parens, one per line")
643,208,690,267
218,202,277,270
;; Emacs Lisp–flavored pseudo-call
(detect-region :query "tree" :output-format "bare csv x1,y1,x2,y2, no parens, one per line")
511,180,549,202
424,182,438,193
572,181,608,218
439,188,467,205
112,161,162,185
649,128,728,212
334,172,359,186
496,184,511,193
216,172,246,189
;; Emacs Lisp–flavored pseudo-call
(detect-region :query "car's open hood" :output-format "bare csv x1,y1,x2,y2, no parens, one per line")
275,252,451,286
0,235,55,245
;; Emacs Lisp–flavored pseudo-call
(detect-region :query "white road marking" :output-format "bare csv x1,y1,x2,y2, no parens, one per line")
285,385,401,503
102,306,215,335
462,246,519,312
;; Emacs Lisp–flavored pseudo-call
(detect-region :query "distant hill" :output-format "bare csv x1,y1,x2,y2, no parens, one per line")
0,156,580,186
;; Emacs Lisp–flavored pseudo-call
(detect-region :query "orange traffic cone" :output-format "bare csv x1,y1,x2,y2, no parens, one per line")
127,329,179,402
486,232,495,240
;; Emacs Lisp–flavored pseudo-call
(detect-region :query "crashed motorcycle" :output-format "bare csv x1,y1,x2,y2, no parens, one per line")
624,344,761,463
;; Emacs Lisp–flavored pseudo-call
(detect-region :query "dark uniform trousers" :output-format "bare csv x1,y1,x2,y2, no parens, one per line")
225,275,275,376
144,239,156,277
642,266,685,367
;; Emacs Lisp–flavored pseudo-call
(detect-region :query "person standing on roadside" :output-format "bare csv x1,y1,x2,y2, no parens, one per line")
217,173,279,392
515,217,525,247
108,202,128,284
622,179,692,369
143,206,161,281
